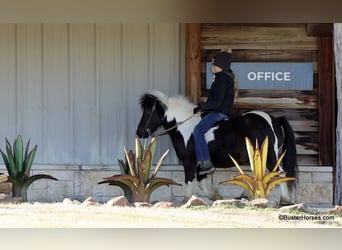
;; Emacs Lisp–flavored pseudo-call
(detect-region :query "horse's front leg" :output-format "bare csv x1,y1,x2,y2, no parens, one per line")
197,174,223,201
183,159,198,202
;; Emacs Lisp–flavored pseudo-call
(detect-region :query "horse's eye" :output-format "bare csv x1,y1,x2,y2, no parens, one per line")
144,108,152,114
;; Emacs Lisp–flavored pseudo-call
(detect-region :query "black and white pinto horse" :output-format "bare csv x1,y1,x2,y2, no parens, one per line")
136,90,297,204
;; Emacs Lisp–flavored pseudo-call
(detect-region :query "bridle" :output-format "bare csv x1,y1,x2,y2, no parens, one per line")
142,99,157,137
154,112,199,137
142,99,200,138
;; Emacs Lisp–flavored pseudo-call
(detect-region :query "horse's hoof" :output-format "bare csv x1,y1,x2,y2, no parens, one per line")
234,195,249,200
182,197,190,204
209,189,223,201
279,200,295,207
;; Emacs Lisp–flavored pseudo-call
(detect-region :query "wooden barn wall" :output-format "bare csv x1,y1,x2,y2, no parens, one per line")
200,23,320,166
0,23,184,165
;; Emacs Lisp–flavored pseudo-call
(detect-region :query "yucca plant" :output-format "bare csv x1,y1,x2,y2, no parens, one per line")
220,136,296,200
98,137,181,203
0,135,58,202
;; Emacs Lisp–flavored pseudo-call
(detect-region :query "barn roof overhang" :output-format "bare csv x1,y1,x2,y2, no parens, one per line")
0,0,340,23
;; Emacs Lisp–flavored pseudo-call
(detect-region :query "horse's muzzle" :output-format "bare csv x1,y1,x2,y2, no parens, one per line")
136,128,150,138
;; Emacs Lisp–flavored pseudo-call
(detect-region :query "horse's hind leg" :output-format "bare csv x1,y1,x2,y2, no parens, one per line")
198,176,222,201
278,166,294,205
279,181,295,205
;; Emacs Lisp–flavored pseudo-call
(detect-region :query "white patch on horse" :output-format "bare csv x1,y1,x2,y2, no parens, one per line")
279,182,291,204
199,178,222,200
148,89,167,100
157,94,201,146
185,180,198,200
205,126,218,143
244,111,279,159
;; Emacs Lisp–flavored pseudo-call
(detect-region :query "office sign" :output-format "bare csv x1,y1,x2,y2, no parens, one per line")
206,62,313,90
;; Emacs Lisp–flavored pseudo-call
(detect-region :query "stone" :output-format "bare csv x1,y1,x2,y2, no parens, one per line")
62,198,81,205
62,198,74,205
0,197,23,204
295,183,333,204
279,203,308,212
0,193,6,200
213,198,247,208
249,198,278,208
82,197,102,206
106,196,130,207
319,205,342,215
0,182,12,194
134,202,152,208
72,200,81,205
181,195,208,208
0,175,8,183
153,201,175,208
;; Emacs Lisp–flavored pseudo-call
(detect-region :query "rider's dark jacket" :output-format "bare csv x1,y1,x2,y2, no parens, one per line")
199,70,235,116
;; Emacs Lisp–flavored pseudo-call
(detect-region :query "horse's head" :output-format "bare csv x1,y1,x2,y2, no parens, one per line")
136,91,167,138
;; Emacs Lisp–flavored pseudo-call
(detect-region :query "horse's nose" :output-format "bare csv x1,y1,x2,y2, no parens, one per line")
136,128,149,138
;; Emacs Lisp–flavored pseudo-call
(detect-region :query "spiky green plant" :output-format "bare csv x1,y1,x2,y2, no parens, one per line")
0,135,58,202
220,136,296,200
98,137,181,203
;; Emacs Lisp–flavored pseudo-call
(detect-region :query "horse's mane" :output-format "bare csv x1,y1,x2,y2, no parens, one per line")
139,90,200,144
141,90,195,123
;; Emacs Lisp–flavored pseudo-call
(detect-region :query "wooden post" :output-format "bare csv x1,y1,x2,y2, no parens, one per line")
334,23,342,205
318,36,335,166
185,23,201,103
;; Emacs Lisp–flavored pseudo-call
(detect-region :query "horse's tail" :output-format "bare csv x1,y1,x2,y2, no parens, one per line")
277,116,297,177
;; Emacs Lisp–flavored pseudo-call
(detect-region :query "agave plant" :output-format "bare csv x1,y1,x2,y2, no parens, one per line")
220,136,296,200
0,135,58,202
98,137,181,203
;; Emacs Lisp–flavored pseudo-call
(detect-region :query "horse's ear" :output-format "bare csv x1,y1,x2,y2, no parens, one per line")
139,94,155,108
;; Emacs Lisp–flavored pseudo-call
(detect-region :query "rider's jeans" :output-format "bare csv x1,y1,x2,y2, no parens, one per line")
193,112,228,162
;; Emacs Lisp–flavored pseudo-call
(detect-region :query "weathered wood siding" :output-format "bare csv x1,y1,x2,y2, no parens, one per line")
0,23,184,165
201,24,320,165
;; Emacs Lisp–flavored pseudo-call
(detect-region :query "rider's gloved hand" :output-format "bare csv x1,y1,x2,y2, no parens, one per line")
193,105,201,114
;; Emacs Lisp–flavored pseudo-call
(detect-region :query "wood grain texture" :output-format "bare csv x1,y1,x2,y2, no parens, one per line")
200,23,330,166
186,23,201,103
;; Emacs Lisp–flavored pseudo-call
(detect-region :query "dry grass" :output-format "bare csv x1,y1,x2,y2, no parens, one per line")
0,202,341,228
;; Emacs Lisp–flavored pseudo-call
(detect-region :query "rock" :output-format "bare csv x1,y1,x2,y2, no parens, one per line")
279,203,308,212
0,175,7,183
249,198,278,208
181,195,208,208
153,201,175,208
134,202,152,208
106,196,130,207
319,205,342,215
62,198,74,205
0,197,23,204
0,193,6,200
82,197,102,206
0,182,12,194
213,198,247,208
72,200,81,205
62,198,81,205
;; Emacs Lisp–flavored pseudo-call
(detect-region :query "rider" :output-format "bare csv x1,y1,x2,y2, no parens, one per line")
193,51,235,175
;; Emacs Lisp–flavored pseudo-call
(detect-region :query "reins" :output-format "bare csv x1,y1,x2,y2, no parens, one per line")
154,112,200,138
142,96,200,138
